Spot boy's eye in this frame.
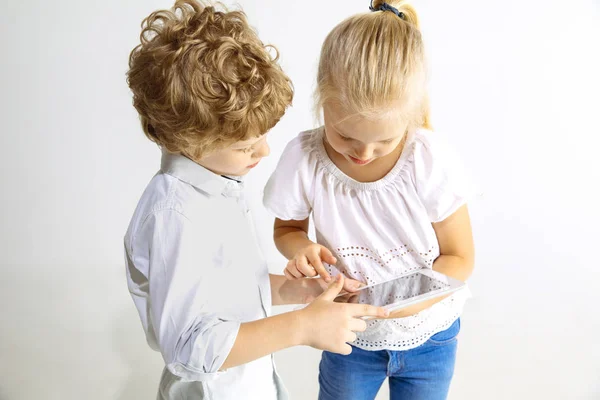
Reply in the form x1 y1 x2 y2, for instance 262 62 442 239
381 139 394 144
340 136 353 142
238 147 253 153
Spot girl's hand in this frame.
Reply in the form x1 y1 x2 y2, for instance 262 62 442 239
297 275 389 354
284 242 336 282
283 242 364 294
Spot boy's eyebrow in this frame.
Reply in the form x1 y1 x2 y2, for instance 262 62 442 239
231 136 264 148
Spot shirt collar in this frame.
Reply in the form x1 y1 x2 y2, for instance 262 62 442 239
160 149 243 197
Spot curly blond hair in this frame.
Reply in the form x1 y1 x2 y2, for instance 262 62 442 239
127 0 293 159
316 0 430 130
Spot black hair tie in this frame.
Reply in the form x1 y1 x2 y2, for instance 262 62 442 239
369 1 406 20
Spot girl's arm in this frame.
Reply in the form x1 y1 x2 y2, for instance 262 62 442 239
431 204 475 280
273 217 334 281
273 217 313 259
387 204 475 318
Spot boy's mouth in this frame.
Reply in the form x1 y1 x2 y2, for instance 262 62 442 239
247 161 260 169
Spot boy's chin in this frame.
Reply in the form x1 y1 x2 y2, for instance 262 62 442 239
220 160 261 177
228 166 252 177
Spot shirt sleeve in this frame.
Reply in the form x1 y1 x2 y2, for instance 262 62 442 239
263 133 315 221
413 133 476 223
139 209 240 382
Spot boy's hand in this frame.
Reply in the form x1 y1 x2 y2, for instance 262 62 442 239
297 275 389 355
284 243 337 282
303 276 365 303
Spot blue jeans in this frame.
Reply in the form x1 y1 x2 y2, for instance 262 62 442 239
318 318 460 400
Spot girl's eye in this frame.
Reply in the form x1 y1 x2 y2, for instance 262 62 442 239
381 139 394 144
340 136 353 142
238 147 253 153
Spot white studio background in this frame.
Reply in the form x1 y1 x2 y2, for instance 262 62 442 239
1 0 599 399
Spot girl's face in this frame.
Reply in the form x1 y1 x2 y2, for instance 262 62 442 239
323 102 407 166
198 134 270 176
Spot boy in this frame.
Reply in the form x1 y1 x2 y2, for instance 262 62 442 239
124 1 388 399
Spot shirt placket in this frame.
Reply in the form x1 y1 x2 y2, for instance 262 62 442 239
224 183 271 319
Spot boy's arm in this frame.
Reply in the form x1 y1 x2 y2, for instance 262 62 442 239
386 205 474 318
221 275 389 370
220 310 304 370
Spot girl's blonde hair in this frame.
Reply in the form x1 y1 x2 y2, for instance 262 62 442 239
316 0 430 130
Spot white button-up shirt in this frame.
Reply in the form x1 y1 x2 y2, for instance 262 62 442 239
124 150 288 400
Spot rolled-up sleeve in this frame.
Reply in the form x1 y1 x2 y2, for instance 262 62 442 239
139 209 240 382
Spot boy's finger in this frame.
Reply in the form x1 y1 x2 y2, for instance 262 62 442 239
318 274 345 301
308 254 331 282
349 318 368 332
315 277 329 291
303 294 316 303
338 343 352 355
349 304 390 318
345 331 357 343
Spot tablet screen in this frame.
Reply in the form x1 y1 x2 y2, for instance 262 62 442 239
335 271 452 307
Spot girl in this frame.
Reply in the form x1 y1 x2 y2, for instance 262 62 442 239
263 1 475 399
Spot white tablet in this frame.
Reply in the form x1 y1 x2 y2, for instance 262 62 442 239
335 268 465 318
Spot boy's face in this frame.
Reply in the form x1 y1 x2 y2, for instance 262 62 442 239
198 135 270 176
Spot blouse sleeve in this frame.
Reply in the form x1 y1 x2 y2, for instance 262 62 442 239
413 133 476 223
263 132 316 221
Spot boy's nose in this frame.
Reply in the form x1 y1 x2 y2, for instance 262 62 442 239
255 139 270 158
